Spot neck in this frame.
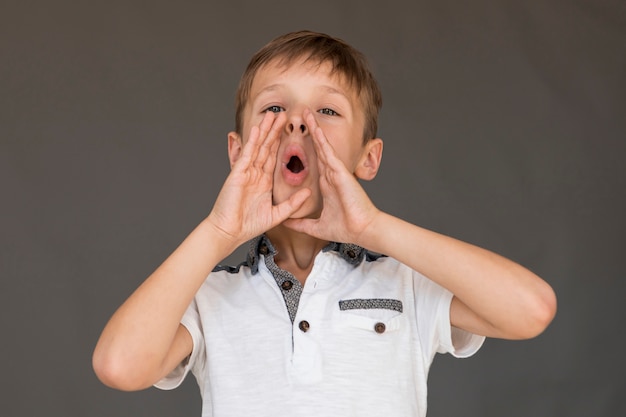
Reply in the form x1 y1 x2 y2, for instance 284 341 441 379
265 225 329 284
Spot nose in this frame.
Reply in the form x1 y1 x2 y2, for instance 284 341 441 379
287 122 307 134
284 111 308 135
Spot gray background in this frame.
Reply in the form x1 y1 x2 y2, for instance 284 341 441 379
2 0 625 416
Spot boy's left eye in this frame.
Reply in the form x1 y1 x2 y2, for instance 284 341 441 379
318 108 338 116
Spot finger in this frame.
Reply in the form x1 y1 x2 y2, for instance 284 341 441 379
304 110 337 167
251 112 278 167
236 124 261 169
260 112 286 172
257 110 276 142
271 188 312 224
239 112 281 174
303 107 318 132
282 217 322 239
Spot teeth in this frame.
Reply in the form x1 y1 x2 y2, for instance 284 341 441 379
287 156 304 173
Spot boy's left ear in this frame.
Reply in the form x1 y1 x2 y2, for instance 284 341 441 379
355 138 383 181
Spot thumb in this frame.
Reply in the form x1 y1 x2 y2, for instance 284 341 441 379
272 188 312 223
282 217 320 237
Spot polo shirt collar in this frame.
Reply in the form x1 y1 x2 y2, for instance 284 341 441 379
247 234 366 274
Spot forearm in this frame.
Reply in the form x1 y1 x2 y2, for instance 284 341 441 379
93 112 309 390
359 211 556 339
93 217 239 389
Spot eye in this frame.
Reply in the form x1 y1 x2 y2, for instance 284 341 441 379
318 108 339 116
264 105 285 113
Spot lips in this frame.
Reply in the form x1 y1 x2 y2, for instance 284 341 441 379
280 144 309 186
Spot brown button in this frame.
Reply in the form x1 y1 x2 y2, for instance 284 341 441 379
346 249 356 259
299 320 310 332
374 322 386 334
281 280 293 291
259 243 269 255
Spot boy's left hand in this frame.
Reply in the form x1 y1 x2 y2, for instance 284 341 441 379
285 113 557 341
283 110 380 247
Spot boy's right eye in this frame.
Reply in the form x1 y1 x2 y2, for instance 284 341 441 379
264 105 285 113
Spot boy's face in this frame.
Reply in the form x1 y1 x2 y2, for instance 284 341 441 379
228 57 381 219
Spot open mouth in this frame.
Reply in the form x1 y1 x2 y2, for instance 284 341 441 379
286 155 305 174
281 145 309 186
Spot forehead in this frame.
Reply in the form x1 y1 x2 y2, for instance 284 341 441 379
249 57 357 100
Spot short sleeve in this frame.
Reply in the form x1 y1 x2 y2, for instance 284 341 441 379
434 292 485 358
447 324 485 358
413 271 485 362
154 299 205 390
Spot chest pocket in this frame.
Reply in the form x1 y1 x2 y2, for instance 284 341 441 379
324 298 411 379
337 298 404 334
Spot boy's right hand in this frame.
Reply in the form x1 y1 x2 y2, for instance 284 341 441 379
94 112 314 392
206 111 311 251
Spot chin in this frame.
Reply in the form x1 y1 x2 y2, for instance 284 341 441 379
289 205 322 220
280 197 321 220
274 188 321 218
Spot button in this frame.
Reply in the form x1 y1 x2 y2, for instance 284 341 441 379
346 249 356 259
299 320 310 332
374 322 386 334
281 280 293 291
259 243 269 255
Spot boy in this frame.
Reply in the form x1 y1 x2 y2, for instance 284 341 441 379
93 31 556 416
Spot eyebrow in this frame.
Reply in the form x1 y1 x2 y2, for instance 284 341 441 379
320 85 351 100
254 84 351 101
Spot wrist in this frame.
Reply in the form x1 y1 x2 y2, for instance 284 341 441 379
358 211 418 257
354 209 387 251
199 215 244 259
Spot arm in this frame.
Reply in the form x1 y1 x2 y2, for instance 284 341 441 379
93 112 309 391
360 213 556 339
285 111 556 340
92 220 233 391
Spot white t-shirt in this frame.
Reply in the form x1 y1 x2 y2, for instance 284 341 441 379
156 236 484 417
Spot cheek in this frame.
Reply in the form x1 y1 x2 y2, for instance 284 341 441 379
327 137 364 172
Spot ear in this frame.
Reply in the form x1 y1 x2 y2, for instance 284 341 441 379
355 138 383 180
227 131 243 169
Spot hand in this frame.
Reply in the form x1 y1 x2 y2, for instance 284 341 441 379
206 111 311 248
283 109 381 246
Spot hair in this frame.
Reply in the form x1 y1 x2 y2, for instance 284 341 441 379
234 31 382 143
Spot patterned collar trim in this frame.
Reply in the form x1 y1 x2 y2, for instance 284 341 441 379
246 235 366 274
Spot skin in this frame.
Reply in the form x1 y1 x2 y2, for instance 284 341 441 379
92 58 557 392
226 59 384 278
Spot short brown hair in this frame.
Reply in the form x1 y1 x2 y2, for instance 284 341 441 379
234 31 382 143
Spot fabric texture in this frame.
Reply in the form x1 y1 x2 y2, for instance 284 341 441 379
155 236 485 417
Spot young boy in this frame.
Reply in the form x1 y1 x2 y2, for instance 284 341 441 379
93 31 556 416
